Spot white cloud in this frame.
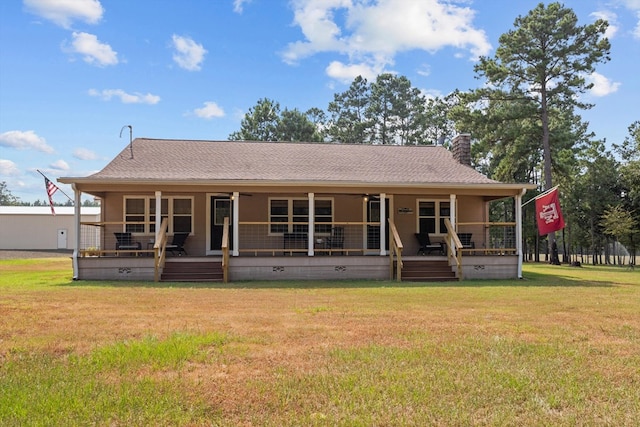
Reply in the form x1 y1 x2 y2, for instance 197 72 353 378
192 102 225 119
50 159 70 171
24 0 103 28
325 61 380 83
171 35 207 71
0 130 54 153
88 88 160 104
283 0 491 79
68 32 118 66
233 0 252 13
620 1 640 38
588 72 621 96
0 159 20 176
417 64 431 77
73 147 99 160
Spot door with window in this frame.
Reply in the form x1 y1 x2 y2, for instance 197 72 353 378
367 198 389 251
210 196 232 253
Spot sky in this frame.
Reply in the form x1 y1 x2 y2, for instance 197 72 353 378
1 0 639 203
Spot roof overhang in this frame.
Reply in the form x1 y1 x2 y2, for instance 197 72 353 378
60 177 536 198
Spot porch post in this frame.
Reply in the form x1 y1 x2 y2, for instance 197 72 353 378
233 192 239 256
450 194 456 252
308 193 315 256
516 189 525 279
154 191 161 236
72 184 81 280
380 193 386 256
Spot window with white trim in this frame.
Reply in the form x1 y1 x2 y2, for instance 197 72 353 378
269 198 333 234
418 200 450 235
124 196 193 234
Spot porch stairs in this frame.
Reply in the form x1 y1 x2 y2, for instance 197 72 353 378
160 258 224 282
401 259 458 282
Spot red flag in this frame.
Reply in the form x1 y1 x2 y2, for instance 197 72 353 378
535 187 565 235
44 177 59 215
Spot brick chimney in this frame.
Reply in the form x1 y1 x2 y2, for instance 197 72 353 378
452 134 471 166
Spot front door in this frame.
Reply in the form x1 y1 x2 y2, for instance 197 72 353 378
210 196 232 254
367 198 389 251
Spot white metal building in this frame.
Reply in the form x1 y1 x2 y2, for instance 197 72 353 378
0 206 100 250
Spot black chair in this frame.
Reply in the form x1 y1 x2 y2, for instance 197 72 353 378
458 233 475 251
325 227 345 255
415 232 442 255
166 232 189 256
114 232 141 255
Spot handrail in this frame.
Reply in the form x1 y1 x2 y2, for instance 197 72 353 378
153 218 169 282
388 219 403 281
221 216 230 283
444 218 463 280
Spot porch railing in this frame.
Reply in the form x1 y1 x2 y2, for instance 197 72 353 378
388 219 403 281
236 221 382 256
153 218 169 282
221 216 229 283
456 222 517 255
444 219 518 280
78 221 156 257
444 219 463 280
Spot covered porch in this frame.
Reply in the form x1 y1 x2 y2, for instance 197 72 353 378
70 187 527 282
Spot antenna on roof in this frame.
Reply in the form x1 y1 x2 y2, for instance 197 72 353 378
120 125 133 159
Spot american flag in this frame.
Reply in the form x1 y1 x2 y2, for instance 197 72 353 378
44 177 59 215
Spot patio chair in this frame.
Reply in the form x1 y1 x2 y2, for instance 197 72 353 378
415 232 442 255
325 227 344 255
114 232 141 254
166 232 189 256
458 233 475 252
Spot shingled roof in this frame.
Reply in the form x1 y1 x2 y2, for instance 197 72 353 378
81 138 498 185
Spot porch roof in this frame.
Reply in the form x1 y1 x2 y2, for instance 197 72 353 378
60 138 528 190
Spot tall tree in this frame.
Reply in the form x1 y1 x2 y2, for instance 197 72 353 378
327 76 372 144
229 98 281 141
422 94 458 146
0 181 20 205
472 2 610 264
276 108 321 142
613 121 640 264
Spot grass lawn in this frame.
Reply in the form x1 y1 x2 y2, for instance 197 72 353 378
1 258 638 426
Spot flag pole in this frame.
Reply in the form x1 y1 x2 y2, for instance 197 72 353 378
521 185 559 208
36 170 74 203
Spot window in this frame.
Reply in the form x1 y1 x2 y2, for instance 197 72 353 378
124 196 193 234
418 200 450 235
269 198 333 234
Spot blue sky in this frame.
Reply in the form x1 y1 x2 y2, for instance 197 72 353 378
1 0 639 203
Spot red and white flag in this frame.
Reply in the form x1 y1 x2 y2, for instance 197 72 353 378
535 187 565 235
44 176 59 215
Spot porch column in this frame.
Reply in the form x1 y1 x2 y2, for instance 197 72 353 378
380 193 386 256
233 192 239 256
308 193 315 256
450 194 456 253
154 191 161 237
516 189 525 279
72 184 81 280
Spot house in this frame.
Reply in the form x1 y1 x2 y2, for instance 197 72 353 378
58 135 536 282
0 206 100 251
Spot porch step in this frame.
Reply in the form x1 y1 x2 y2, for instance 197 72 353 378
401 260 458 282
161 260 223 282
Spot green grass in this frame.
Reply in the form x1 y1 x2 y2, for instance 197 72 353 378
0 257 638 426
1 333 227 426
